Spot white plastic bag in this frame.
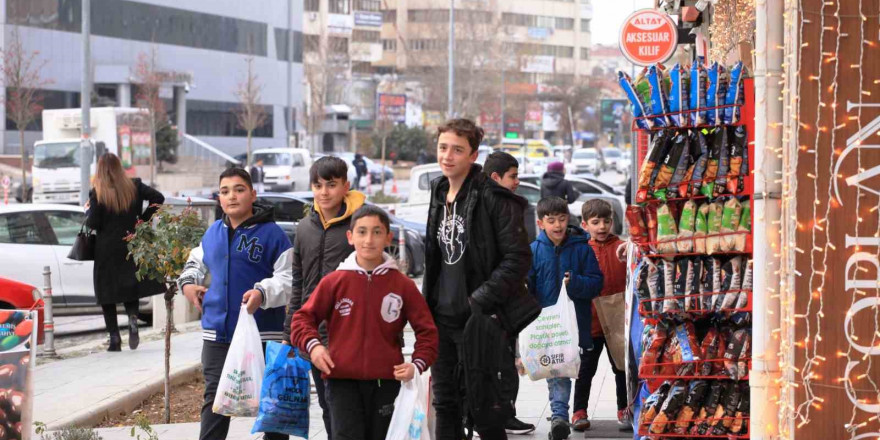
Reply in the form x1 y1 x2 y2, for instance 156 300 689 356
386 372 431 440
213 307 266 417
519 283 581 380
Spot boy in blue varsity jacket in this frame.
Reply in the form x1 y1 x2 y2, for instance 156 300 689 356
178 168 293 440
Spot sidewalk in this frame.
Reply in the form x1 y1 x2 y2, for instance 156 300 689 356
36 328 630 439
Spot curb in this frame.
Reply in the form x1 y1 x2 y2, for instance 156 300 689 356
45 361 203 430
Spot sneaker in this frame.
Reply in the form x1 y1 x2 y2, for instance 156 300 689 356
505 417 536 435
549 417 570 440
617 408 633 432
571 410 590 432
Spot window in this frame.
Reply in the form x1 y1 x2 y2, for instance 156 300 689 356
0 213 49 245
353 30 380 42
581 19 590 32
329 0 350 14
354 0 380 11
275 28 303 62
418 171 444 190
187 100 273 138
556 17 574 30
261 198 306 223
503 13 573 30
292 154 305 167
382 39 397 51
409 9 490 23
305 0 320 12
45 211 84 246
409 39 446 51
382 9 397 22
580 47 590 59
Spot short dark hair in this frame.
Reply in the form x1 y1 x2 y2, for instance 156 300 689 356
219 167 253 189
310 156 349 185
350 205 391 233
483 151 519 179
581 199 614 221
437 118 484 153
537 196 569 219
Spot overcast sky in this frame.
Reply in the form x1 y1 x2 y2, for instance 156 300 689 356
590 0 656 46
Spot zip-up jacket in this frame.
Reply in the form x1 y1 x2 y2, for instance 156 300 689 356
528 226 603 349
291 252 439 380
588 234 627 337
178 204 293 343
282 191 366 347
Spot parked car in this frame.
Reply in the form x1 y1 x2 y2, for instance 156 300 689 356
0 204 153 321
251 148 313 191
323 153 395 185
256 192 426 276
513 181 624 237
601 147 625 173
0 277 45 344
476 145 493 165
570 148 600 175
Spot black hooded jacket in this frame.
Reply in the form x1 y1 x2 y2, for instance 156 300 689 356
424 164 540 334
540 171 578 203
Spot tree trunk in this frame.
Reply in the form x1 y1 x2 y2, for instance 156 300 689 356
381 135 387 190
163 283 177 424
247 130 253 168
19 129 26 202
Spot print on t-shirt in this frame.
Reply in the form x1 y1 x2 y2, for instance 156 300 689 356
438 210 466 265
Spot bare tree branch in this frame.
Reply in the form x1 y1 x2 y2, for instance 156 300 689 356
234 57 268 166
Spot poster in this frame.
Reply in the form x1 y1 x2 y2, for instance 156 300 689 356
377 94 407 124
0 311 37 440
524 102 543 131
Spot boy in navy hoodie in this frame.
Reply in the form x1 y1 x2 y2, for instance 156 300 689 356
179 168 293 440
527 196 603 440
291 205 439 440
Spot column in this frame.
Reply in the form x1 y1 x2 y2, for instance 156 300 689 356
173 86 187 136
116 83 131 107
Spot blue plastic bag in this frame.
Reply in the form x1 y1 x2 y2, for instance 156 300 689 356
252 342 311 438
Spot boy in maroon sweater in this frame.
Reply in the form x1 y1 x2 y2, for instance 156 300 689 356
291 205 439 440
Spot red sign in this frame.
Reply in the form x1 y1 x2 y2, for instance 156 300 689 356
618 9 678 66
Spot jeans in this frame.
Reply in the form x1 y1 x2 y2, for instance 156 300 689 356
573 337 627 412
326 379 401 440
200 340 287 440
547 378 573 420
312 363 332 439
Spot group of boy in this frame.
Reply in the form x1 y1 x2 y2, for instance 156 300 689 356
178 117 629 440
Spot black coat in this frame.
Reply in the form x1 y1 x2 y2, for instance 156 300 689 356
86 178 166 305
541 171 578 203
424 165 540 335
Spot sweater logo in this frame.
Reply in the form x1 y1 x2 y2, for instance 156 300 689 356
381 293 403 323
438 211 466 265
236 234 264 263
335 298 354 317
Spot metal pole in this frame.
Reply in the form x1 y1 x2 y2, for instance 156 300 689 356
287 0 294 147
447 0 455 118
398 225 407 274
79 0 92 205
41 266 57 358
567 105 577 154
500 67 506 142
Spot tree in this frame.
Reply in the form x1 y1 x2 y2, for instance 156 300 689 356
371 125 431 162
1 27 52 195
156 124 179 170
133 47 167 186
301 33 351 153
541 76 601 146
234 57 268 167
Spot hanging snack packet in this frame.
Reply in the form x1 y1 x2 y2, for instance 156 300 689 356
646 259 663 312
723 329 751 379
682 129 709 197
735 200 751 252
735 259 753 311
718 256 743 311
691 381 725 435
726 126 749 194
667 133 694 199
713 127 732 197
730 383 750 434
647 64 671 127
690 62 708 125
639 382 672 428
673 380 709 434
723 61 746 124
653 132 687 201
638 131 673 203
639 322 668 377
638 262 653 313
650 380 688 434
706 202 724 254
656 203 679 254
677 200 697 253
700 129 722 197
699 327 723 375
686 257 702 312
720 198 743 251
669 259 690 313
674 321 702 375
646 204 659 252
658 330 680 377
706 62 728 126
627 205 650 245
699 257 717 312
662 259 676 311
618 71 652 130
694 203 710 254
668 64 690 126
710 382 742 435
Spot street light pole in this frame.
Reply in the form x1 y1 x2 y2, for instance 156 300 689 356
80 0 92 205
447 0 455 118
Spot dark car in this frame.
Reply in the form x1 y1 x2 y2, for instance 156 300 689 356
256 192 426 277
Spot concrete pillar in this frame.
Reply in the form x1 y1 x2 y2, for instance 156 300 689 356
173 86 187 136
116 83 131 107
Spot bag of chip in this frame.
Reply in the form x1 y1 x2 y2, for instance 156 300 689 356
713 128 733 198
638 262 653 313
639 321 668 377
673 321 701 375
647 64 671 127
727 126 749 194
699 327 723 375
706 202 724 254
690 61 708 126
685 257 701 312
656 203 678 254
653 133 687 201
627 206 649 245
681 129 709 197
723 61 746 125
723 329 751 379
694 203 710 254
658 331 680 377
676 200 697 253
720 198 743 251
667 134 694 199
646 259 662 312
661 259 676 313
699 257 715 312
730 383 750 434
668 64 690 127
710 382 741 435
619 71 652 130
735 200 751 252
735 259 753 311
691 381 724 435
646 204 659 252
700 128 723 197
673 380 709 434
650 379 688 434
706 62 728 126
668 259 689 313
639 382 672 429
718 256 743 311
638 131 673 203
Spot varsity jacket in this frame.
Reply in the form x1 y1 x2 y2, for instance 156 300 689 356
178 204 293 343
291 252 439 380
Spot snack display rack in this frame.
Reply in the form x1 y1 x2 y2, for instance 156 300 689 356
628 77 755 439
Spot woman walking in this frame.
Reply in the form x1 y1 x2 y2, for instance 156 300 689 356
86 154 165 351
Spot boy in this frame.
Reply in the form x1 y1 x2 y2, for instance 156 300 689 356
576 199 630 431
527 196 603 440
283 156 366 438
178 168 292 440
291 205 439 440
482 151 536 435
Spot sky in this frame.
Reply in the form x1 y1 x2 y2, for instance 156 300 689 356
590 0 656 46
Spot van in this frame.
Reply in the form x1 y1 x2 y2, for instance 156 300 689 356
251 148 313 191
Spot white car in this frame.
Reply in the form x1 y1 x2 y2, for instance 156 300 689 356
601 147 625 172
251 148 313 191
570 148 600 175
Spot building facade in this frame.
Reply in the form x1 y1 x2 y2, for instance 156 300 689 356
1 0 304 157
